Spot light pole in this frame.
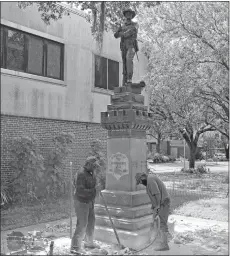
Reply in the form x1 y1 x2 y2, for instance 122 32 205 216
70 161 73 239
182 128 186 170
183 138 186 170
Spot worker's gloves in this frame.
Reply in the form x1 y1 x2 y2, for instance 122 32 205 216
151 206 160 219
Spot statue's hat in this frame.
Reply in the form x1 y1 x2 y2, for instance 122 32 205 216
123 8 136 18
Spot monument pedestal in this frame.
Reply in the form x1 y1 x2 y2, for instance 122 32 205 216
95 83 155 250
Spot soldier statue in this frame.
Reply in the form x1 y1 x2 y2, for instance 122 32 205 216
114 8 139 86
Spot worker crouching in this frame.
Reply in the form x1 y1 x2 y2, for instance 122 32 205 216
71 156 101 255
135 172 171 251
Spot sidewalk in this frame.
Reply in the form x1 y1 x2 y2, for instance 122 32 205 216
169 214 228 233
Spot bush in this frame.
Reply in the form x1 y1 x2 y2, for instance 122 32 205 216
181 165 210 175
162 155 170 162
1 184 12 206
45 132 75 198
222 176 229 184
168 155 176 162
150 153 176 163
9 135 45 202
9 133 75 203
152 153 163 163
196 165 210 174
195 150 205 160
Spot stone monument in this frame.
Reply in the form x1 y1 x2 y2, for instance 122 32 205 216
94 82 155 250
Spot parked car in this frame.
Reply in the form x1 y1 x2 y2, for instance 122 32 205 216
213 152 226 161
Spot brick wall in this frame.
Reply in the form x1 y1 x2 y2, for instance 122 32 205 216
1 114 107 183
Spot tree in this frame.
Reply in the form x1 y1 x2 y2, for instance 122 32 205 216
137 2 228 168
149 80 215 168
17 1 160 47
147 120 171 153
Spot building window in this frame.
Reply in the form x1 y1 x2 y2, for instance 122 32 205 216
95 55 119 90
1 25 64 80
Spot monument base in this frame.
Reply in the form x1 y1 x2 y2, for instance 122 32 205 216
94 225 157 250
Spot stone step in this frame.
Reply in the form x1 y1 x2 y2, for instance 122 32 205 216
95 203 152 219
94 225 154 250
95 214 153 231
98 190 151 207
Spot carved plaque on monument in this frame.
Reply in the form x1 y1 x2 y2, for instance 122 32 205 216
108 152 129 180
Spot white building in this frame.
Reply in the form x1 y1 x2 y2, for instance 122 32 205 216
1 2 148 181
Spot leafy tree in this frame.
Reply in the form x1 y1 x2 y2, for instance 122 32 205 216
17 1 160 47
149 80 215 168
147 120 171 153
138 2 228 168
201 131 221 158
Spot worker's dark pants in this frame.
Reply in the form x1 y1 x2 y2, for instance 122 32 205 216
158 199 170 233
71 199 95 250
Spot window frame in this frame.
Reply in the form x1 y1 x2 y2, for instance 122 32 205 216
94 54 119 91
1 25 64 81
46 40 64 80
25 33 45 77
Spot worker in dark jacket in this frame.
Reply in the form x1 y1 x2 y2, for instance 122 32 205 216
135 172 171 251
71 156 100 255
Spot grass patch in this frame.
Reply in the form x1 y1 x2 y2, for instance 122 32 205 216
157 172 228 196
1 196 75 231
169 193 206 214
174 197 228 221
1 192 207 231
1 172 227 231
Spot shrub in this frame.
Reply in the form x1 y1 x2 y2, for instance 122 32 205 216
148 153 176 163
196 165 210 174
45 132 75 198
162 155 169 162
168 155 176 162
222 176 229 184
152 153 163 163
9 136 45 202
181 165 210 175
1 184 12 206
195 151 205 160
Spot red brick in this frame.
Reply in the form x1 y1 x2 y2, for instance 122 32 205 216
1 115 107 183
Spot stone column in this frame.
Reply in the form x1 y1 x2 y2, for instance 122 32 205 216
94 83 155 250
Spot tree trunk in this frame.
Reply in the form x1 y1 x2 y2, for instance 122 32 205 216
189 151 196 168
156 136 161 153
224 144 229 160
188 142 197 169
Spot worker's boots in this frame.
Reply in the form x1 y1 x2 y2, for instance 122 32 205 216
167 232 173 241
70 246 87 255
84 241 100 249
154 231 170 251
